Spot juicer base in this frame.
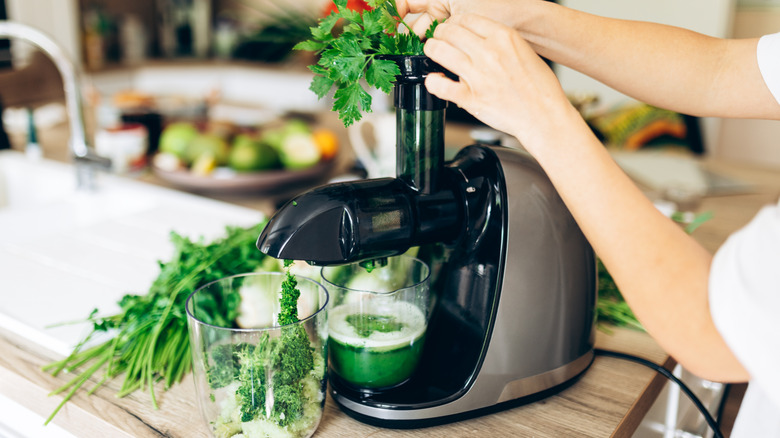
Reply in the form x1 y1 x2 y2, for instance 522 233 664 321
329 350 595 429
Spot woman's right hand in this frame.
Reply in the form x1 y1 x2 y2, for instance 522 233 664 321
396 0 532 37
422 14 580 154
396 0 453 36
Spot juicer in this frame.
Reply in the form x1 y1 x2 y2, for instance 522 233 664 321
256 55 596 427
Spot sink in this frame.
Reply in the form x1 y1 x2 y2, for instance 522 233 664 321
0 150 264 356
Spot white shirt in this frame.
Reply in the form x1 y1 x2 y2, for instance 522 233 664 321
709 31 780 437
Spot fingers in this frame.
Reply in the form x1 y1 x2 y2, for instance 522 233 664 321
421 14 545 134
441 14 506 39
410 12 437 38
397 0 448 18
424 37 476 79
424 72 470 105
397 0 455 37
430 19 487 55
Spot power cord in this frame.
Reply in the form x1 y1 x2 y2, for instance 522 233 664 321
594 348 724 438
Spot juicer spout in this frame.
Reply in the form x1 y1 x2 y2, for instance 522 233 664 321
256 177 462 265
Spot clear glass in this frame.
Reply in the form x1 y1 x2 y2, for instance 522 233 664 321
321 256 430 391
186 272 328 438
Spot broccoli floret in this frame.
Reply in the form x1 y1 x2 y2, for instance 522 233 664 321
273 328 315 384
236 336 271 422
270 327 315 426
271 381 305 426
208 342 253 389
278 261 300 326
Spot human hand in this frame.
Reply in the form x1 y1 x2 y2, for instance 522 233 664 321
396 0 529 37
423 14 578 152
396 0 455 36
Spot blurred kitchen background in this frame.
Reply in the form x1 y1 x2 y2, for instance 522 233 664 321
1 0 780 180
0 0 779 167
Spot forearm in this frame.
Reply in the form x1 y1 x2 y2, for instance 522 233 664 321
519 2 779 119
521 106 748 381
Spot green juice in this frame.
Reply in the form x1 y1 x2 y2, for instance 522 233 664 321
329 301 427 389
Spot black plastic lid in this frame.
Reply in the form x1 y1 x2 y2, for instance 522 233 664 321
378 55 454 111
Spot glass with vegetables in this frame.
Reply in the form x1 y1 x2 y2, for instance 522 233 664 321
186 270 328 438
321 255 430 391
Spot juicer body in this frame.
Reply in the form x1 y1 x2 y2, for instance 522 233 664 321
256 54 596 427
328 143 597 426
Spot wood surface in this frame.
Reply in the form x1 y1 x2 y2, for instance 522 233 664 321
0 323 670 438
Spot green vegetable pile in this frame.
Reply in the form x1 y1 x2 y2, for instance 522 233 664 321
42 222 268 424
208 260 325 438
294 0 438 126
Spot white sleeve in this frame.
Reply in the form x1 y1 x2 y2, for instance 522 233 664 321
709 201 780 410
758 32 780 105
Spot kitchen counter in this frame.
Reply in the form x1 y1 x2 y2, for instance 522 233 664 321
0 322 670 438
2 126 779 437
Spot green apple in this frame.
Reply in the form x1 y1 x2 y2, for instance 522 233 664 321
158 122 198 159
279 132 321 170
228 134 280 171
184 133 229 165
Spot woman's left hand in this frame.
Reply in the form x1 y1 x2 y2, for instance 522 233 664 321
423 14 579 154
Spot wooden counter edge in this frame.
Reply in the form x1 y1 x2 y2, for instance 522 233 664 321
609 355 677 437
594 325 676 437
1 321 672 437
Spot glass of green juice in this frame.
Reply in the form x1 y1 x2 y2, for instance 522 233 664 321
321 256 430 391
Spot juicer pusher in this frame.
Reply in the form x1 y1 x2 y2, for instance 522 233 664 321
256 55 596 427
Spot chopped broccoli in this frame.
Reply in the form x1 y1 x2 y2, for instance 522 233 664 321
208 343 253 389
236 336 271 423
208 261 321 436
271 327 315 426
270 381 305 426
278 261 300 326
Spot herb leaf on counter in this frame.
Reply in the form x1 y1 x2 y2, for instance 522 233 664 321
42 222 268 424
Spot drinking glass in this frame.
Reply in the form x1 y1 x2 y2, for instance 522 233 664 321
321 256 430 391
186 272 328 438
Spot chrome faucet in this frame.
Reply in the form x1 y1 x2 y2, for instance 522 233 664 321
0 20 110 189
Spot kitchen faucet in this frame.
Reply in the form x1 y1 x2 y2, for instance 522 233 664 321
0 21 110 189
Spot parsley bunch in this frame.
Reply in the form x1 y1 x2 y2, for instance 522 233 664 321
294 0 437 126
42 223 267 423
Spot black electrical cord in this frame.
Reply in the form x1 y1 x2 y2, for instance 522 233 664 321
594 348 724 438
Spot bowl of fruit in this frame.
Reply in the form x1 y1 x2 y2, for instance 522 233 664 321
151 118 340 194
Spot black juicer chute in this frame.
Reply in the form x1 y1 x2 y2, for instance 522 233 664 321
256 55 596 427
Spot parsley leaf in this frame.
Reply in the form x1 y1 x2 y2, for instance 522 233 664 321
366 58 398 93
333 82 373 126
294 0 439 126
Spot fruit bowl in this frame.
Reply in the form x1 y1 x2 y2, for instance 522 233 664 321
152 158 336 194
152 117 341 194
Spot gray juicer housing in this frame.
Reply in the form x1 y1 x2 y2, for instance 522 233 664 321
256 56 596 427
